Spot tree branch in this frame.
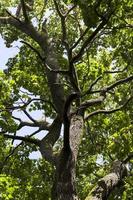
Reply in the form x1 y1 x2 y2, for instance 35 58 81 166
79 95 106 112
65 4 76 16
72 15 112 63
85 160 127 200
20 40 45 61
53 0 70 53
105 75 133 92
85 96 132 120
83 76 102 96
0 128 41 173
20 0 29 22
123 152 133 164
6 9 22 23
88 75 133 94
71 27 89 50
2 133 40 146
104 66 128 74
40 115 62 165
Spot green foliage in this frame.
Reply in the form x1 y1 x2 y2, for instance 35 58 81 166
0 0 133 199
0 144 54 200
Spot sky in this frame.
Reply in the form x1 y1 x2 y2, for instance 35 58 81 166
0 35 44 159
0 6 54 159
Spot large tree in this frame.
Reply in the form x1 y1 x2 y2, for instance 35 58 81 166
0 0 133 199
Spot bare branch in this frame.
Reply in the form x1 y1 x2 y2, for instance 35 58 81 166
53 0 70 53
65 4 76 16
23 109 37 124
83 76 102 96
53 0 64 18
0 128 41 173
104 66 128 74
2 98 56 114
16 119 50 131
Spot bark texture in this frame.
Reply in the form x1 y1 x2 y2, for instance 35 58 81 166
52 115 84 200
85 161 127 200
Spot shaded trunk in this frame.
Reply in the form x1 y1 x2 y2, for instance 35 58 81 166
52 114 84 200
52 150 79 200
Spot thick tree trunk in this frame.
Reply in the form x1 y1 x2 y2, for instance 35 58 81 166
52 152 79 200
52 115 84 200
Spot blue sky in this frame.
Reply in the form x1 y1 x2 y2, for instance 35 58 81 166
0 35 21 69
0 35 44 159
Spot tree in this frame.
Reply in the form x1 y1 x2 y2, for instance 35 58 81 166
0 0 133 199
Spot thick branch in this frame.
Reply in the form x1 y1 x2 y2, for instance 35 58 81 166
40 115 62 165
0 16 47 51
0 15 65 115
85 160 127 200
79 95 106 112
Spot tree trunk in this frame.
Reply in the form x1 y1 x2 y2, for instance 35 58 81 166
52 114 84 200
52 151 79 200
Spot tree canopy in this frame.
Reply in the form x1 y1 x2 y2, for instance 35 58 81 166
0 0 133 199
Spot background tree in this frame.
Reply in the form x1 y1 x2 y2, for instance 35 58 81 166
0 0 133 199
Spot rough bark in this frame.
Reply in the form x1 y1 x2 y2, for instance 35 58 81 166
85 161 128 200
52 115 84 200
